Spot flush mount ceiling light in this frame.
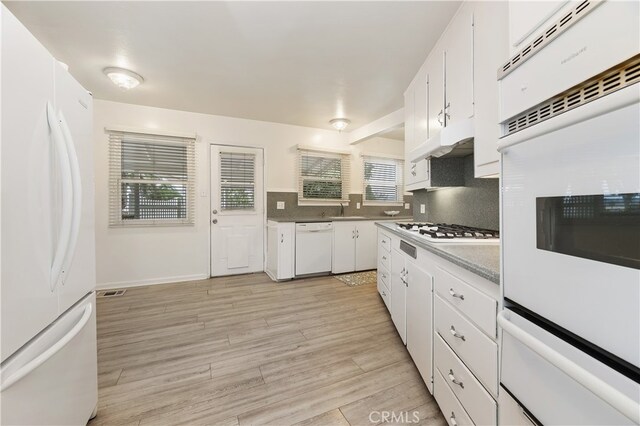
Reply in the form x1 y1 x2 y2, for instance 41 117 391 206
330 118 351 132
103 67 143 90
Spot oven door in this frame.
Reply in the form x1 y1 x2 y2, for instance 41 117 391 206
501 86 640 368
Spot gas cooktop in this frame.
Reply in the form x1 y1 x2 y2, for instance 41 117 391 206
396 222 500 244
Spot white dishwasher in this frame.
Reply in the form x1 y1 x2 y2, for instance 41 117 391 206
295 222 333 276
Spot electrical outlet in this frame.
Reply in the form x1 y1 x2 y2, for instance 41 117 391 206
420 204 426 214
276 201 285 210
356 202 361 209
404 203 410 210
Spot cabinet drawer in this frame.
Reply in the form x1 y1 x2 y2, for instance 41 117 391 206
378 265 390 289
378 232 391 253
435 333 497 426
434 368 474 426
435 267 497 338
377 276 391 311
378 250 390 271
435 295 498 395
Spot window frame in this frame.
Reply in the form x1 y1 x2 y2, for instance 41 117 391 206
297 148 351 206
362 155 404 206
108 129 196 227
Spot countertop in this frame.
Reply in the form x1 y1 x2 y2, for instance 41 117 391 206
267 215 413 223
376 222 500 284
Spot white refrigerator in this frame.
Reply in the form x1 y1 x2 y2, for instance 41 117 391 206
0 5 98 425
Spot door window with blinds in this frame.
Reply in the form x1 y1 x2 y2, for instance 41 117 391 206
108 130 196 226
219 152 256 210
297 149 350 203
362 156 404 205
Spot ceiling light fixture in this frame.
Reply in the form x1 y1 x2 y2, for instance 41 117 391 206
330 118 351 132
103 67 144 90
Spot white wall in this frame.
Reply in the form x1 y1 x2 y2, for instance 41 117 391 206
93 100 402 288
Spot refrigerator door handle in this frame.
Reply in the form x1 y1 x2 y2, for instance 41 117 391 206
0 302 93 392
58 110 82 285
497 310 640 424
47 102 73 291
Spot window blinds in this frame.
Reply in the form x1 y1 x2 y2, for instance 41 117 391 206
362 156 404 204
108 130 196 226
220 151 256 211
297 149 350 202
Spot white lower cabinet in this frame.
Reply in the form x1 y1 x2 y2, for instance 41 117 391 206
377 229 500 425
390 247 407 344
406 259 434 394
265 221 295 281
332 221 377 274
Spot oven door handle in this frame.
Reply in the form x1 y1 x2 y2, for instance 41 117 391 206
497 310 640 424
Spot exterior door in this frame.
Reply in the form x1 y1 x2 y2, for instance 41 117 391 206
210 145 264 277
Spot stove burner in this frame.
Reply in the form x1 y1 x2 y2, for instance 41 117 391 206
396 222 499 240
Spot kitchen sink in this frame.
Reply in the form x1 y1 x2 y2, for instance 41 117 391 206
329 216 367 220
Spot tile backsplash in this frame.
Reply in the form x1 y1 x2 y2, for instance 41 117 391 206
412 155 499 230
267 192 413 219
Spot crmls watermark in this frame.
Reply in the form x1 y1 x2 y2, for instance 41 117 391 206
368 410 420 423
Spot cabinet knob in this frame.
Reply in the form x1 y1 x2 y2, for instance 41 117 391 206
450 325 466 341
449 288 465 300
450 412 458 426
212 219 218 224
448 369 464 388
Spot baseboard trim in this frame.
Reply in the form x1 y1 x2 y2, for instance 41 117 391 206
96 273 210 290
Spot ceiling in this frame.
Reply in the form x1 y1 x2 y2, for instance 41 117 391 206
5 1 460 131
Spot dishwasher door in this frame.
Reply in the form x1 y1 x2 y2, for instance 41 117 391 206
295 222 333 276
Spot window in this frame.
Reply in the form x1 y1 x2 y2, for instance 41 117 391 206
297 149 350 203
362 155 404 205
108 130 196 226
220 151 255 210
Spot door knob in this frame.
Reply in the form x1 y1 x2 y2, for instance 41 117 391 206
212 219 218 224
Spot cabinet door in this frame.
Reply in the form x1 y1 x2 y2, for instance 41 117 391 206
390 249 407 344
426 48 445 139
355 221 377 271
406 260 434 393
266 224 278 278
332 221 355 274
1 7 58 361
473 0 508 177
278 223 295 279
443 5 474 124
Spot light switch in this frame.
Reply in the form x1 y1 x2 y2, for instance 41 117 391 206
404 203 410 210
276 201 285 210
420 204 426 214
356 202 361 209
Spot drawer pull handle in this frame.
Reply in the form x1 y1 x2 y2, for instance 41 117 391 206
448 369 464 388
449 288 465 300
450 326 466 341
382 240 386 243
382 256 387 260
450 412 458 426
382 274 387 279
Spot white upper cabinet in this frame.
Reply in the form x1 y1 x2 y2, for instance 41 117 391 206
405 81 429 189
473 1 509 177
404 1 509 179
426 48 445 139
442 4 474 125
508 1 568 54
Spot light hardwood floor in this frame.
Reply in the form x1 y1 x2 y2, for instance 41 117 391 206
90 273 446 426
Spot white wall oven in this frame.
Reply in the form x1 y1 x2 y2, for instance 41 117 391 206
497 0 640 424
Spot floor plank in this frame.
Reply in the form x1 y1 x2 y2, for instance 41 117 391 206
89 273 445 426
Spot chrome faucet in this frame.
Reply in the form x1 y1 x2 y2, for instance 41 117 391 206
339 203 344 217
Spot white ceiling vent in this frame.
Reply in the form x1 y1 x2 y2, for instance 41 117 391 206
498 0 602 80
504 56 640 136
